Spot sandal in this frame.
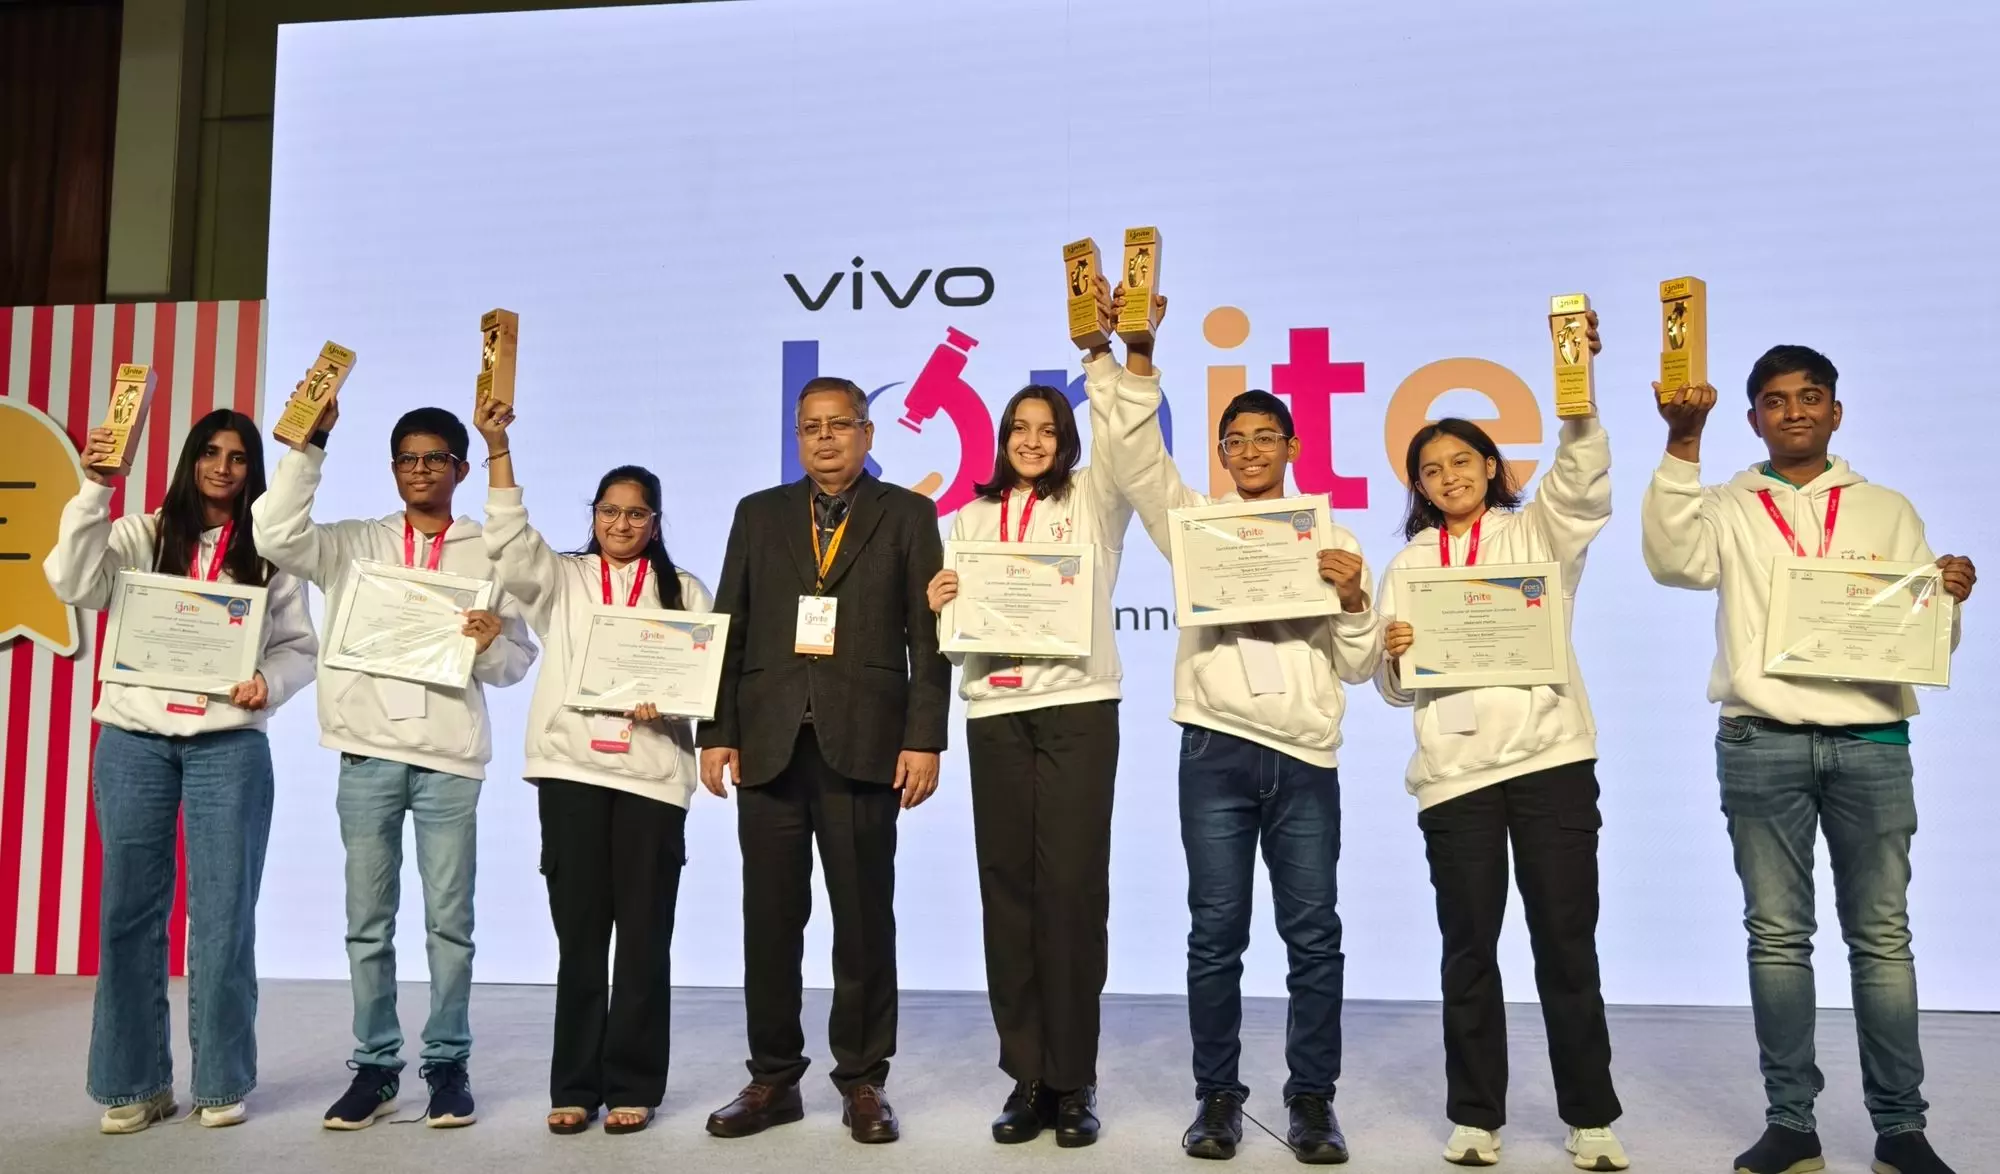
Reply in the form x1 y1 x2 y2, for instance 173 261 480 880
547 1106 596 1135
605 1106 654 1135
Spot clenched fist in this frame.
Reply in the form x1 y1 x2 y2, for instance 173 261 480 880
1318 549 1367 613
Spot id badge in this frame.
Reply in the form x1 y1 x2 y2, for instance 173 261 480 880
378 677 427 722
1434 689 1479 734
796 595 837 655
1237 636 1287 695
988 665 1024 689
165 692 209 716
588 714 634 754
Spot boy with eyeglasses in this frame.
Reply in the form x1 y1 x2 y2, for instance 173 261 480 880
252 403 536 1131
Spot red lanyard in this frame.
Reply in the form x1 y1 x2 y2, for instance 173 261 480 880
998 489 1037 543
1757 486 1841 557
1439 517 1481 567
600 556 649 607
403 520 448 570
196 522 233 582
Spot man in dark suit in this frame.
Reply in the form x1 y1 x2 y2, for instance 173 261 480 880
698 375 949 1144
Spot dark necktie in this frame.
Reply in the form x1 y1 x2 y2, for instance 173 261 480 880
814 492 849 552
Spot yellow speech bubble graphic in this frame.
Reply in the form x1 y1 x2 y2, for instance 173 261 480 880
0 399 83 657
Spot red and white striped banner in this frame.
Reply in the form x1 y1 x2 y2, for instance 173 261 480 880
0 302 266 976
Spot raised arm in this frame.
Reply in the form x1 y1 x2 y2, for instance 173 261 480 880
1521 416 1613 575
43 475 152 612
1640 381 1725 590
474 397 562 636
251 402 364 589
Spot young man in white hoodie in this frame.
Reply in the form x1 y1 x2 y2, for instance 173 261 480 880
1642 346 1975 1174
1104 291 1383 1165
252 401 536 1132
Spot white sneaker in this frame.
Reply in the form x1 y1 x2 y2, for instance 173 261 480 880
1567 1126 1630 1171
100 1090 178 1134
1445 1123 1502 1166
198 1102 247 1128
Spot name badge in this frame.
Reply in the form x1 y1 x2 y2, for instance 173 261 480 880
1434 689 1479 735
588 714 634 754
378 676 427 722
1237 635 1287 695
988 667 1024 689
796 595 837 655
165 692 209 716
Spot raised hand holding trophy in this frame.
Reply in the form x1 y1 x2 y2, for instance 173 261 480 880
272 342 358 448
1658 276 1707 401
90 364 158 475
1063 239 1110 350
1548 294 1596 419
477 309 519 406
1115 226 1163 345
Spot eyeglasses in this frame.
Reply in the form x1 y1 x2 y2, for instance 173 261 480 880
393 450 457 472
797 416 866 440
1218 430 1290 458
594 504 656 526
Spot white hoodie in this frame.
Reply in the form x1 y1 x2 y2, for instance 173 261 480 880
941 352 1132 719
1375 418 1611 809
43 481 319 737
484 486 709 808
250 446 537 780
1642 451 1959 725
1106 362 1383 768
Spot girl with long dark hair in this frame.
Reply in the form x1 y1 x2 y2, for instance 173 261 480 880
44 409 318 1132
1373 315 1630 1171
474 397 708 1137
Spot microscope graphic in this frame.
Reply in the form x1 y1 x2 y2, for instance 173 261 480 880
894 326 993 517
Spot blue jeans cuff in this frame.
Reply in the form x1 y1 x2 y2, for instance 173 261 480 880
193 1085 253 1109
1877 1120 1928 1137
92 1081 173 1108
1769 1112 1816 1134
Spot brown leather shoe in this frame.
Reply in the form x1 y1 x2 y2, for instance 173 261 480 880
841 1084 899 1144
705 1082 804 1138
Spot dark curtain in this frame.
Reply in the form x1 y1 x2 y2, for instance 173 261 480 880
1 0 122 306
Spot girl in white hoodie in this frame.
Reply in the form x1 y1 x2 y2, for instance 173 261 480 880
474 397 712 1137
1374 310 1629 1173
44 410 318 1133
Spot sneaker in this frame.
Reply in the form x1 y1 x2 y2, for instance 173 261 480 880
1183 1092 1244 1160
1567 1126 1630 1171
1732 1124 1824 1174
1286 1094 1349 1164
421 1061 477 1127
100 1090 178 1134
323 1061 399 1130
197 1102 248 1128
1874 1131 1957 1174
1445 1124 1502 1166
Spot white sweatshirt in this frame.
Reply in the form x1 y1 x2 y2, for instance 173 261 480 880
941 352 1132 719
42 481 319 738
484 486 709 808
250 447 537 780
1375 418 1611 809
1642 451 1960 725
1106 362 1383 768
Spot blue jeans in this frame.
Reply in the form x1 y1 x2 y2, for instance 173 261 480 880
1178 725 1343 1102
335 753 480 1069
88 725 273 1107
1716 717 1926 1136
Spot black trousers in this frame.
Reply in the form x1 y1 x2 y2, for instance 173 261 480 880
535 778 687 1110
1416 758 1621 1131
738 727 900 1091
967 699 1119 1091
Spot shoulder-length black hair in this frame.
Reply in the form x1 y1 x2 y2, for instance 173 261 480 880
1399 417 1523 540
153 409 272 586
973 384 1081 502
573 464 683 610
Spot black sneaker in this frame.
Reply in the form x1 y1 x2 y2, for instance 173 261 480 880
1732 1123 1824 1174
323 1061 399 1130
421 1061 477 1128
1184 1092 1244 1161
1874 1131 1956 1174
1286 1094 1348 1164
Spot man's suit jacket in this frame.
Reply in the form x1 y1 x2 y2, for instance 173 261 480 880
699 473 950 787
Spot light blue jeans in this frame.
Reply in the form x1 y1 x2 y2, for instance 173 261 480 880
1715 716 1926 1136
336 753 480 1069
88 725 273 1107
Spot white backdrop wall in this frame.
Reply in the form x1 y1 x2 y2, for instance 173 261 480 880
259 0 2000 1008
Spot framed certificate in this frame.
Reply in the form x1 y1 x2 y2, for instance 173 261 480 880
100 571 268 694
1394 561 1570 690
1167 495 1339 628
941 541 1095 658
564 605 731 719
1764 557 1953 687
324 560 496 688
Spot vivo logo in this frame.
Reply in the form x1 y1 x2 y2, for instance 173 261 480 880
785 257 994 311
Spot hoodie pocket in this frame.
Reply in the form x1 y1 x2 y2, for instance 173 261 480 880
1186 636 1339 747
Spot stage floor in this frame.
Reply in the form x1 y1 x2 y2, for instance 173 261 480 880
1 978 1992 1173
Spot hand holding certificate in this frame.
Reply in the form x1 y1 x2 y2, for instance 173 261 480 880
564 606 730 719
1763 557 1954 687
101 571 268 694
324 560 495 688
941 541 1094 657
1168 495 1339 628
1393 562 1570 690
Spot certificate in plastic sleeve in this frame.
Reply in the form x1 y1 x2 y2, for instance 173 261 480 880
941 541 1094 658
100 571 268 694
1167 495 1339 628
563 605 730 720
1763 557 1953 687
1394 561 1570 690
323 560 495 688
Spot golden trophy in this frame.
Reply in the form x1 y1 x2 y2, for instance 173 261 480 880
1658 276 1708 401
1548 295 1596 419
1063 239 1109 350
1115 226 1164 345
272 342 358 448
91 364 158 475
477 308 519 407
